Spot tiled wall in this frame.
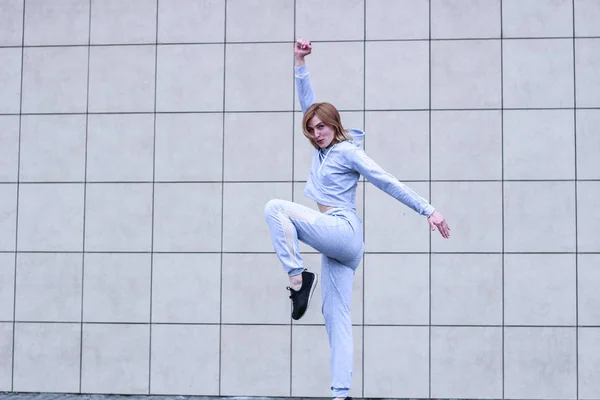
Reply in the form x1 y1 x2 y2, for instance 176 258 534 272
0 0 599 399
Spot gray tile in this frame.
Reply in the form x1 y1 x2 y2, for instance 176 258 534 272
0 48 22 114
0 184 17 252
365 182 430 252
0 116 19 182
153 183 222 252
87 114 154 182
220 325 290 397
577 110 600 179
366 41 428 110
431 0 501 38
578 181 600 252
296 0 363 41
224 112 293 181
503 0 573 38
13 323 80 393
291 325 362 397
0 255 14 321
24 0 89 45
431 254 502 326
227 0 293 42
363 326 429 398
503 39 574 108
20 115 87 182
17 184 84 252
158 0 224 43
84 183 152 252
364 254 428 325
579 254 600 326
156 44 223 112
222 254 289 324
0 0 23 46
504 182 576 252
155 113 223 182
431 327 502 399
225 43 291 111
432 40 501 109
90 0 156 44
81 324 150 394
504 110 575 180
364 111 429 181
504 327 576 399
282 245 364 326
0 323 12 391
294 111 363 182
150 324 219 395
83 253 151 323
88 45 155 113
15 253 82 322
152 254 220 324
366 0 428 40
22 47 88 113
579 328 600 399
504 254 576 326
431 182 503 252
223 182 292 252
432 110 502 180
293 42 364 112
576 39 600 107
575 0 600 36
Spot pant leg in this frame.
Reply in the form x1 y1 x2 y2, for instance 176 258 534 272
321 254 362 398
264 199 356 276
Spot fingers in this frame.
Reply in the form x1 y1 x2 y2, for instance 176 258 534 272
438 221 450 238
296 38 312 50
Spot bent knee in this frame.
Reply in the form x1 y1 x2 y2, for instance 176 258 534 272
264 198 285 218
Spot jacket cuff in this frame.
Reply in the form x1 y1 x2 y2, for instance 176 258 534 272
295 64 308 77
423 204 435 217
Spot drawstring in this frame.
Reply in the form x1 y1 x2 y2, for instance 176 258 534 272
317 144 336 174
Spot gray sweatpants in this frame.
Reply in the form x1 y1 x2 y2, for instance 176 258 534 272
264 199 364 398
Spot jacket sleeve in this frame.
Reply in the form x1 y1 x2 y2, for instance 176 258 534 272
295 64 316 114
346 147 435 216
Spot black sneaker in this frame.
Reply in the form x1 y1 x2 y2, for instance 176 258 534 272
287 269 318 320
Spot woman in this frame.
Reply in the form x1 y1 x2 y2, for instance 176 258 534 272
264 38 450 400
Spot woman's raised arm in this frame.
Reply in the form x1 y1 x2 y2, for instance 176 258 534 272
294 38 315 114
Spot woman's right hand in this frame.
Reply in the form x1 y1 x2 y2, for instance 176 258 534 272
294 38 312 59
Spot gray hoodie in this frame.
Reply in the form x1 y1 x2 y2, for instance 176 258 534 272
296 64 435 217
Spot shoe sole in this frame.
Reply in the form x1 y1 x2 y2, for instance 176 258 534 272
306 272 318 312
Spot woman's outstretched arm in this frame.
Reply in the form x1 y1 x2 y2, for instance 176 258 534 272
294 38 315 114
346 147 451 238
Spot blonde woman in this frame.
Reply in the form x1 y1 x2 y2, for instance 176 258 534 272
264 38 450 400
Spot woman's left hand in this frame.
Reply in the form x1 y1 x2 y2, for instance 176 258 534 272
428 210 450 238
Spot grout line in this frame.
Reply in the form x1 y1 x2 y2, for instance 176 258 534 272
10 0 27 391
289 1 297 396
147 0 160 394
78 0 93 393
3 35 599 49
572 1 579 398
500 1 505 398
3 106 600 117
362 1 367 397
3 321 594 328
428 1 433 397
5 178 599 185
218 1 227 395
2 250 598 255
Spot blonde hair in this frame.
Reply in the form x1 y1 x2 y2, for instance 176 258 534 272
302 102 353 149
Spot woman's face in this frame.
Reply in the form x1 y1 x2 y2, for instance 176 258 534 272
307 115 335 148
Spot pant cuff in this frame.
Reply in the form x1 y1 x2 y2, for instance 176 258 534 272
332 387 348 398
